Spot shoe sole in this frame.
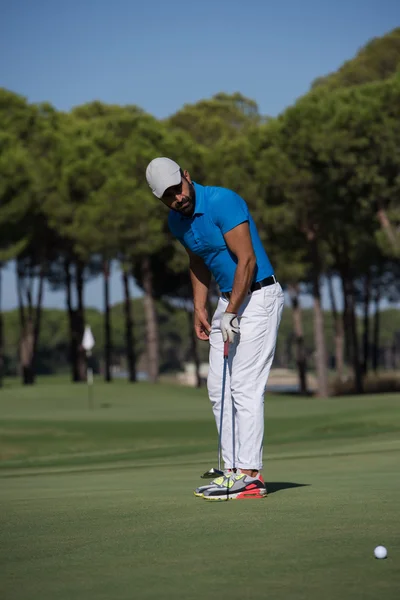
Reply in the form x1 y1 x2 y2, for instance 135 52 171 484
202 489 267 501
194 491 206 497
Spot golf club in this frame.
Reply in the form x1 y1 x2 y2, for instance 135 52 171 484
201 340 229 478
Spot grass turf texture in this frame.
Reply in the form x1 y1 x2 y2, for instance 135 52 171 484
0 379 399 600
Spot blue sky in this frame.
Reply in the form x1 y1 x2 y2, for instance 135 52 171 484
0 0 399 311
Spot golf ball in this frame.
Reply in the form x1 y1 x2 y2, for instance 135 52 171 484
374 546 387 559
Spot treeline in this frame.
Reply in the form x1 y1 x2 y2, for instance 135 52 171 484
1 28 400 396
1 301 399 381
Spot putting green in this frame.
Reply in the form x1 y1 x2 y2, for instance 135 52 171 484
0 380 399 599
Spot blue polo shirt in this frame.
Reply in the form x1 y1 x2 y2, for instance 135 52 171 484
168 182 274 293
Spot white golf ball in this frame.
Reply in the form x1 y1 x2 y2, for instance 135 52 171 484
374 546 387 559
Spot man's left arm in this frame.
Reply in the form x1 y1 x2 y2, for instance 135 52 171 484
224 222 256 313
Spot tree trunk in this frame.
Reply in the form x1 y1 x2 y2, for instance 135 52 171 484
327 274 344 380
309 238 329 397
29 264 45 383
395 332 400 371
348 278 363 393
376 207 399 255
362 269 371 375
188 309 202 388
0 265 3 387
65 259 86 382
16 261 45 385
76 262 86 381
122 267 136 383
391 338 397 370
16 263 29 384
288 283 308 395
285 333 292 369
103 260 112 382
341 269 363 393
20 319 35 385
141 256 159 383
342 286 351 368
65 259 78 382
372 283 381 372
312 288 329 397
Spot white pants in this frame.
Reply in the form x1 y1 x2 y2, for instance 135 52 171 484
207 283 284 470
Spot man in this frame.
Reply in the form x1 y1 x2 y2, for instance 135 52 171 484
146 157 284 500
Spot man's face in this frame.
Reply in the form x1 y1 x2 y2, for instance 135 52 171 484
161 170 195 217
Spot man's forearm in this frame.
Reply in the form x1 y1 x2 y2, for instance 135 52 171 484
189 258 211 309
226 257 256 313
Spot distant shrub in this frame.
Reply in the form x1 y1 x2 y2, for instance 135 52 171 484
330 372 400 396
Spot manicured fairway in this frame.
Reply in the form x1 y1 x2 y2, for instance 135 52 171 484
1 379 399 599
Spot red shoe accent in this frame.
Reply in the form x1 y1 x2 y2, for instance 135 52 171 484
245 483 259 490
236 489 266 499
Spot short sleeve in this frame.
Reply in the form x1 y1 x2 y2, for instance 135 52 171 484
210 189 249 234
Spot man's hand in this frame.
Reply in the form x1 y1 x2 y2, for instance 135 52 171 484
221 312 240 343
194 307 211 341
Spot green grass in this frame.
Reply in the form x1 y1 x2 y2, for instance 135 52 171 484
0 378 399 599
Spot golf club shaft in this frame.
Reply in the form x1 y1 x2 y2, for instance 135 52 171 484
217 341 230 471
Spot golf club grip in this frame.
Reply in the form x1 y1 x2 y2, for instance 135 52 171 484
223 340 229 358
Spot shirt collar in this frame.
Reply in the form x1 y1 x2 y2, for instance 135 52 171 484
192 182 205 216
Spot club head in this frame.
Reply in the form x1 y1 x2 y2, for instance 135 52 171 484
200 467 224 479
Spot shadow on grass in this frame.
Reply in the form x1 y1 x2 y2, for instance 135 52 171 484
267 482 310 494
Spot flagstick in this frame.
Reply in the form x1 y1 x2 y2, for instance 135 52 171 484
87 352 94 410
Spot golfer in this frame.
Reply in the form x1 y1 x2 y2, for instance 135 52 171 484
146 158 284 500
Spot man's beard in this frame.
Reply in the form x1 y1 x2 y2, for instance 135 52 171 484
173 183 195 216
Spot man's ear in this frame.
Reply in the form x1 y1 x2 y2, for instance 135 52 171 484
183 169 192 183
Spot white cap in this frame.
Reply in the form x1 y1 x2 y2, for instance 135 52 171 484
146 157 182 198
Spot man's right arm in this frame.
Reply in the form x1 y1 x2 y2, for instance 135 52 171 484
185 248 212 341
